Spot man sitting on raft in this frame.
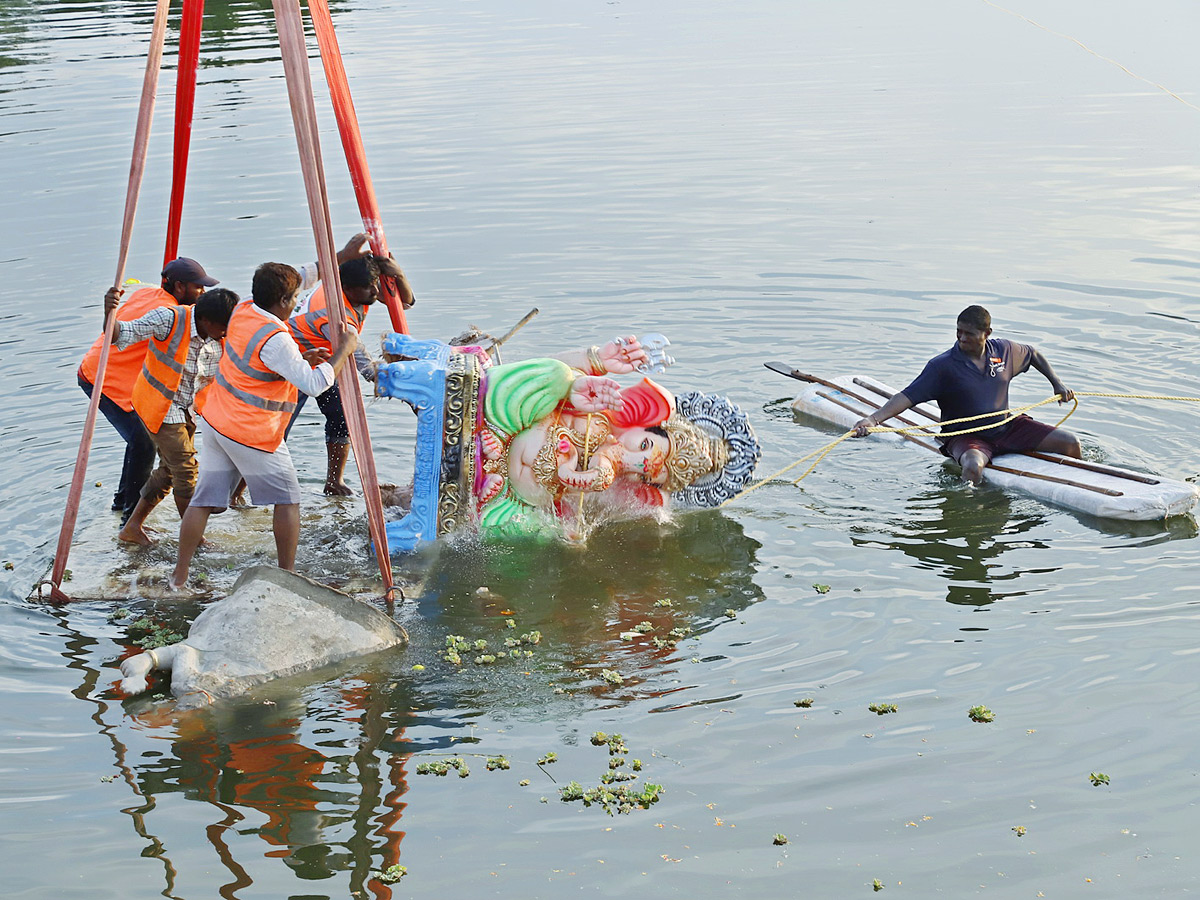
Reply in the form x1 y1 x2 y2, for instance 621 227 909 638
852 305 1080 483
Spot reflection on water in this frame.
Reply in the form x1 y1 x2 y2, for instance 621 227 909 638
46 511 760 897
853 475 1048 608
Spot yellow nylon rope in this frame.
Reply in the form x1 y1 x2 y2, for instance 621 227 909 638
720 390 1200 508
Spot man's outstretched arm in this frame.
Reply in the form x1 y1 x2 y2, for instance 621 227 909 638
853 391 914 436
1028 348 1074 403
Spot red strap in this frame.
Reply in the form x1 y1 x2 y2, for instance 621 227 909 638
163 0 204 265
272 0 396 598
44 0 172 602
307 0 409 335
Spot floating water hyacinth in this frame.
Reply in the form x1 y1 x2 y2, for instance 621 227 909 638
968 705 995 723
868 703 898 715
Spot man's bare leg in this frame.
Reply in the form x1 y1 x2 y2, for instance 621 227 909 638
324 442 353 496
172 506 215 588
117 497 157 546
959 448 989 484
273 503 300 570
1036 428 1082 459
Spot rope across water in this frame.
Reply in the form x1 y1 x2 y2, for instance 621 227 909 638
720 390 1200 508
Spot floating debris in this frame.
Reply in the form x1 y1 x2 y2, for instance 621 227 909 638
1089 772 1110 787
724 609 737 619
519 779 530 786
868 703 898 716
99 775 116 783
372 864 407 883
654 598 673 608
967 705 995 723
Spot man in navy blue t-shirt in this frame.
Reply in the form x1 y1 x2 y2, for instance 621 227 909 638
852 305 1081 483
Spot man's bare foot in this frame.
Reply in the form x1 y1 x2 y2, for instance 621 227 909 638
324 480 354 497
117 524 155 547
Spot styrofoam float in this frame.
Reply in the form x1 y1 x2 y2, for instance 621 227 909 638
787 371 1198 521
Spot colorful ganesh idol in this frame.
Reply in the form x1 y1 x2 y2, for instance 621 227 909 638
374 333 759 550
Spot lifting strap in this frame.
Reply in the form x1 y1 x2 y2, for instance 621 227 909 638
43 0 172 602
272 0 397 599
307 0 410 334
163 0 204 265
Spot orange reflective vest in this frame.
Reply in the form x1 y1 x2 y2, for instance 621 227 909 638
201 300 298 452
130 305 194 433
78 286 179 412
288 284 365 355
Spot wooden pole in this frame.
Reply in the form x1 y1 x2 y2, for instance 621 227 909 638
43 0 172 602
272 0 396 599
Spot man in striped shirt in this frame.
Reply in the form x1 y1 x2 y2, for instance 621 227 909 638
102 288 240 546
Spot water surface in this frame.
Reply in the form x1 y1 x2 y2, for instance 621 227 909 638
3 1 1200 896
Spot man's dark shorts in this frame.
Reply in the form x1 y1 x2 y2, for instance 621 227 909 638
939 414 1057 466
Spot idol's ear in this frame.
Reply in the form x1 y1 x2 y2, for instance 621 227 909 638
608 378 674 428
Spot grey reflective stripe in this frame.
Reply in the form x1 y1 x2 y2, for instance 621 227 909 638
224 323 285 382
139 364 176 402
214 370 297 413
290 317 317 353
146 307 188 374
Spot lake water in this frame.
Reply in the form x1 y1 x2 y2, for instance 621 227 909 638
3 0 1200 896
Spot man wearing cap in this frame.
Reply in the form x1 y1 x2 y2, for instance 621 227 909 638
78 257 218 522
286 248 414 495
100 286 241 546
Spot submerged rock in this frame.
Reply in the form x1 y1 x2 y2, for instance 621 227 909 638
120 566 406 707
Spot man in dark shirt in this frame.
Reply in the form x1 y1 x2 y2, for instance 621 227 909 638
852 305 1080 483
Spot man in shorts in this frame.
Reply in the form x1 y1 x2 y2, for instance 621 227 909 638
170 261 358 589
852 305 1080 483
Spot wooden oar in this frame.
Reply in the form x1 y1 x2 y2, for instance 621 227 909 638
850 377 1160 486
767 362 1123 498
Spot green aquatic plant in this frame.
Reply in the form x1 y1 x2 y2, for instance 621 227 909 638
872 878 884 892
794 698 815 708
537 752 558 766
1012 825 1027 837
868 703 898 715
654 598 673 608
129 617 183 649
1089 772 1110 786
968 705 995 723
372 864 407 883
773 833 788 846
486 756 510 771
600 669 624 686
812 583 830 594
633 621 655 634
724 609 737 619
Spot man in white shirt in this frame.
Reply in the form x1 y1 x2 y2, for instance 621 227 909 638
170 261 358 589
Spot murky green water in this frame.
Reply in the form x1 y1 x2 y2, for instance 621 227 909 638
3 1 1200 896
